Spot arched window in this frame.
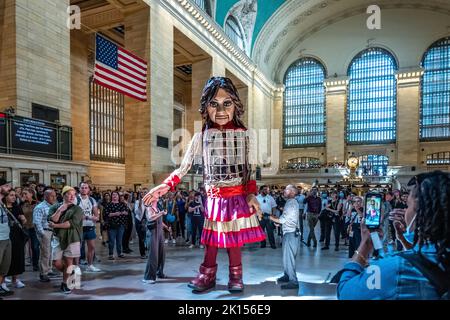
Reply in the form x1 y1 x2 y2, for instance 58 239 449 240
347 48 398 144
283 58 326 147
420 37 450 140
358 155 389 176
225 15 245 51
426 152 450 165
193 0 212 17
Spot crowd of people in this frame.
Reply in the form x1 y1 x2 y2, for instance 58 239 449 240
0 171 448 298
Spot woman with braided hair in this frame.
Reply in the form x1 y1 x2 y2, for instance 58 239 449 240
143 77 265 292
337 170 450 299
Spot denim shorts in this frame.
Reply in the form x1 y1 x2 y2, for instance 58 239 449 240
83 226 97 241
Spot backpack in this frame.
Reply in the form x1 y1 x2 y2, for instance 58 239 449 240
398 251 449 299
76 196 96 207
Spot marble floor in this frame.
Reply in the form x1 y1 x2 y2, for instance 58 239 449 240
3 234 348 300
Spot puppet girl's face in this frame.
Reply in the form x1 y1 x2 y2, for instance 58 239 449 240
207 88 235 126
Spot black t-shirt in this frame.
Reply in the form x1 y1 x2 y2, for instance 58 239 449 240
104 202 129 226
189 201 202 217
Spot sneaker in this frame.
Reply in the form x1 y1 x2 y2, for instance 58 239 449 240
48 271 60 277
140 255 147 259
60 282 72 294
277 274 290 283
157 273 167 279
1 283 11 292
14 280 25 288
199 245 204 249
0 284 13 296
4 277 11 283
142 279 156 284
189 244 194 249
164 239 169 244
79 259 88 266
118 254 125 258
40 275 50 282
281 282 299 290
87 265 101 272
321 246 329 250
172 239 176 244
108 255 115 260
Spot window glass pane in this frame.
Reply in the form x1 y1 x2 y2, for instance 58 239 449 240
225 15 245 51
283 58 326 147
426 152 450 165
420 37 450 140
358 155 389 176
347 48 397 144
90 80 125 164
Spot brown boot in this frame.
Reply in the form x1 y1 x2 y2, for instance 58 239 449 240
228 264 244 292
188 264 217 292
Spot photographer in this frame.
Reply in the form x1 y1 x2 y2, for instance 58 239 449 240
134 191 147 259
188 192 204 249
142 201 167 284
48 186 84 294
270 185 300 290
337 171 450 300
322 191 343 251
347 196 363 258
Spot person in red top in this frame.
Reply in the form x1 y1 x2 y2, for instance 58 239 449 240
144 77 264 293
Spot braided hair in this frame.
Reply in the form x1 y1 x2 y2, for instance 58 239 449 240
198 77 246 132
411 171 450 272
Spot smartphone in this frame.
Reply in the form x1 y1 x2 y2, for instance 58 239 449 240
364 193 382 229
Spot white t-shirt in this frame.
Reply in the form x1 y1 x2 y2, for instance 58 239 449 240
256 194 277 215
0 206 10 241
79 196 97 227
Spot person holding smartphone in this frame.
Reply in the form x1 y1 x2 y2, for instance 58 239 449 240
337 171 450 300
347 197 363 258
188 193 204 249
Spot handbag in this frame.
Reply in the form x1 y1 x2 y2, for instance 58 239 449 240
166 213 175 224
146 219 156 231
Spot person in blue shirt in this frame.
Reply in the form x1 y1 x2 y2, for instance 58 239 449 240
337 171 449 300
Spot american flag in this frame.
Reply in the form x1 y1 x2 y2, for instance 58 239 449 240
94 34 147 102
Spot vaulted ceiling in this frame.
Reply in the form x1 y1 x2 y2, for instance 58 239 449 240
251 0 450 81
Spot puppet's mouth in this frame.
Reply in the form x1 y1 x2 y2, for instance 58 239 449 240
216 115 228 121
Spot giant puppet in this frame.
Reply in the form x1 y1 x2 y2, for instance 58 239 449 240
143 77 265 292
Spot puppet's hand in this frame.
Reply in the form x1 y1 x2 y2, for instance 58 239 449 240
143 184 170 206
247 194 262 220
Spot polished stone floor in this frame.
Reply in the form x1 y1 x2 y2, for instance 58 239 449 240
3 230 347 300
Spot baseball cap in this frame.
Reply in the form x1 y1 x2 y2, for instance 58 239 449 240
0 178 12 187
62 186 75 195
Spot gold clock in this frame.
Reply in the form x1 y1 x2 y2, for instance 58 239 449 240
347 156 359 168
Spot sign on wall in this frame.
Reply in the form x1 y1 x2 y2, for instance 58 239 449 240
11 116 57 158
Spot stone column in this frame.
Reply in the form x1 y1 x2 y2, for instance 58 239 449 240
149 4 174 182
15 0 71 123
396 68 422 166
189 58 212 136
324 77 348 164
0 0 16 110
124 8 153 187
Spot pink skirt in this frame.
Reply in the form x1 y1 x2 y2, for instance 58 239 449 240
201 194 266 248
